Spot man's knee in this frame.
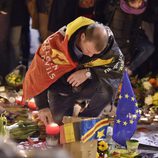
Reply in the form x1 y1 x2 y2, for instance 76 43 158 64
79 91 113 117
99 90 113 103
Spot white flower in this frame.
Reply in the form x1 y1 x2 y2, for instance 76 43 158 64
145 95 153 105
143 81 152 90
141 77 149 82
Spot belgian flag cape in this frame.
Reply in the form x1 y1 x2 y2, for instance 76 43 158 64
23 17 95 100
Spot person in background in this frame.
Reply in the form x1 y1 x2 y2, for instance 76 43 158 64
20 6 30 69
48 0 79 33
121 0 155 76
27 0 53 42
95 0 155 76
138 0 158 76
0 0 12 80
9 0 29 69
77 0 96 19
48 0 96 34
36 0 53 42
23 17 124 125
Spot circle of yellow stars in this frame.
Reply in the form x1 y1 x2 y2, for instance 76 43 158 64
116 93 141 126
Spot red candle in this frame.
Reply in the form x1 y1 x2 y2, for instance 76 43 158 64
46 123 60 135
15 96 25 106
28 101 37 110
27 98 37 110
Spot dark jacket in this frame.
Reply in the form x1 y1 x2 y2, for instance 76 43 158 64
10 0 29 27
33 17 124 109
36 0 52 14
143 0 158 23
0 0 12 13
95 0 143 65
48 0 79 32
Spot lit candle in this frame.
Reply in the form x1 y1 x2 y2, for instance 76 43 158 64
28 101 37 110
28 98 37 110
155 115 158 119
46 123 60 146
153 118 158 122
145 114 150 117
15 96 25 106
140 117 148 121
46 123 60 135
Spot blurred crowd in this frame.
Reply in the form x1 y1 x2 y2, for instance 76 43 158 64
0 0 158 81
0 137 71 158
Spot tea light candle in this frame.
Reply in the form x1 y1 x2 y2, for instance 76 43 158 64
144 113 150 117
153 118 158 122
140 117 148 121
155 115 158 119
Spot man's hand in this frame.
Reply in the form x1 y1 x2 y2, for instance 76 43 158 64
67 69 89 87
126 67 133 76
38 108 53 126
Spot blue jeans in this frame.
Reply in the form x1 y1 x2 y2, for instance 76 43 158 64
10 26 22 69
129 32 155 72
47 77 112 124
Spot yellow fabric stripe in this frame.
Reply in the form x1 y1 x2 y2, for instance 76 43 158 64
81 119 109 143
82 123 109 143
81 118 109 143
64 123 76 143
50 49 70 65
66 16 95 40
84 57 114 67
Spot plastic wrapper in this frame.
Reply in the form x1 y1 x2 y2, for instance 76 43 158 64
5 65 26 88
0 90 18 103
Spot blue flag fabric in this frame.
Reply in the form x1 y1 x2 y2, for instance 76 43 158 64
80 118 109 143
112 71 141 146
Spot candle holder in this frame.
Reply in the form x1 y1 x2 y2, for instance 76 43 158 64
126 140 139 153
46 134 59 147
46 123 60 147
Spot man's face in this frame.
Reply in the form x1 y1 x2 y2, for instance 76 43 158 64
128 0 143 9
79 33 101 57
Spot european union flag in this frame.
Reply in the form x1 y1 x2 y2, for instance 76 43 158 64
112 71 141 146
80 118 109 143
